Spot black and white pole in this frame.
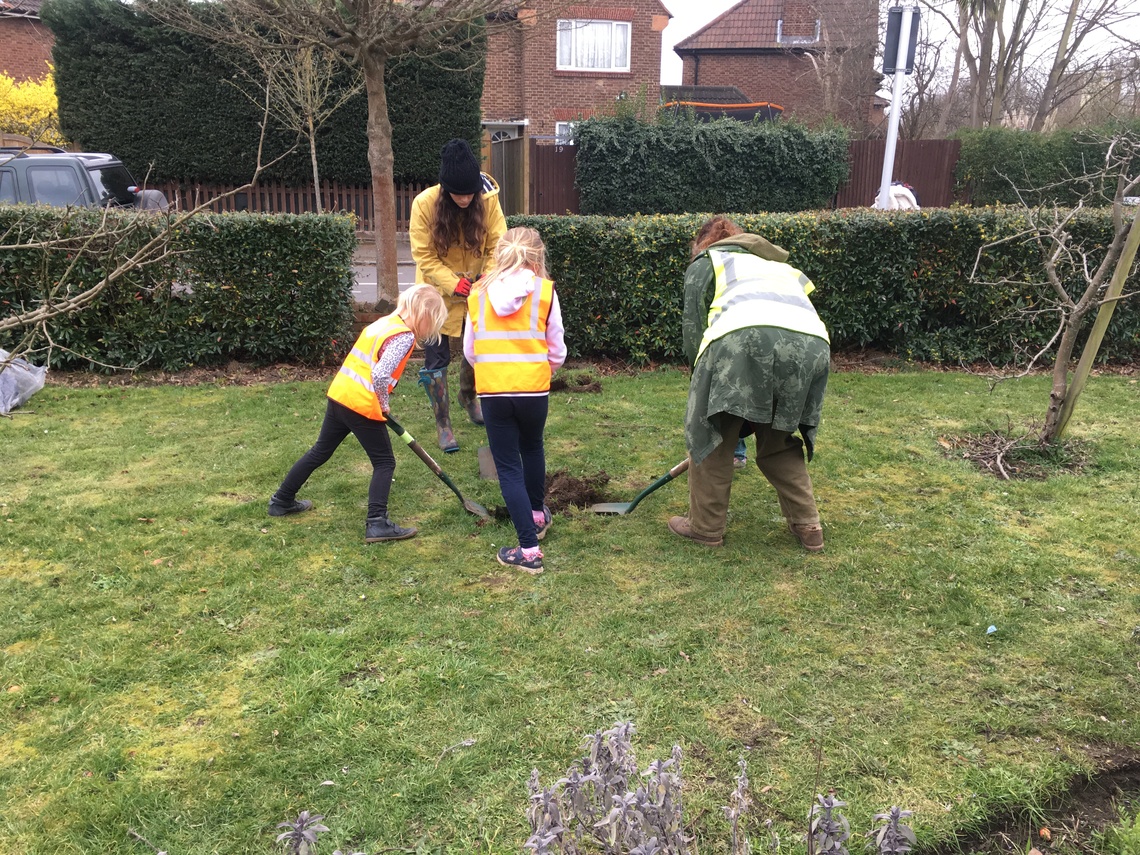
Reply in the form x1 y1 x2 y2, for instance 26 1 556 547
875 5 920 209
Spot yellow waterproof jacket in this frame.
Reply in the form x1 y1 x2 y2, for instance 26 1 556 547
327 314 413 421
410 175 508 337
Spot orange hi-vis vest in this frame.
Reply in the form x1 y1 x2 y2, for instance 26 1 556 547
326 314 413 421
467 277 554 395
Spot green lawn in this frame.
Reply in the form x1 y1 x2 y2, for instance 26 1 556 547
1 365 1138 854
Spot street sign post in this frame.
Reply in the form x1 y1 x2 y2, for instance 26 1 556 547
875 6 920 209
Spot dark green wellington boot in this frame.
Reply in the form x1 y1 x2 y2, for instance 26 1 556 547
418 367 459 453
457 359 484 425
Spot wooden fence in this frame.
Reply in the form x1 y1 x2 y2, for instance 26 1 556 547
153 138 962 230
834 139 962 208
152 178 431 233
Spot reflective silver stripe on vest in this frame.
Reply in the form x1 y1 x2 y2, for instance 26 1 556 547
698 250 829 361
337 364 374 392
476 280 544 335
715 252 816 314
471 353 549 363
349 345 373 363
477 330 544 341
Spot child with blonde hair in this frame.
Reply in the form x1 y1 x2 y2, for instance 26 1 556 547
269 285 449 544
463 227 566 573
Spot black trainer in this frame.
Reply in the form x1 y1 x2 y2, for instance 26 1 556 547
497 546 543 574
364 517 417 543
268 496 313 517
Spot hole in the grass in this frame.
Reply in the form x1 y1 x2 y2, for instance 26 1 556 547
930 748 1140 854
545 469 610 512
484 471 612 519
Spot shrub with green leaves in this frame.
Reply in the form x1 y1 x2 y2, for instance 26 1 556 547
509 208 1140 365
954 121 1140 206
0 208 355 370
43 0 485 185
573 115 850 216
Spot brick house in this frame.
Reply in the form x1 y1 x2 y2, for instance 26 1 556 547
673 0 880 130
482 1 672 144
0 0 53 81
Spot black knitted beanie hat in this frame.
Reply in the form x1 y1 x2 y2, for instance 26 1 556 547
438 138 482 195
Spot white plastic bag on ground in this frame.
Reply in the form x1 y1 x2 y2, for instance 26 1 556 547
0 349 48 415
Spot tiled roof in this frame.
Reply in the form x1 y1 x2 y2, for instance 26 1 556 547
674 0 821 52
0 0 44 14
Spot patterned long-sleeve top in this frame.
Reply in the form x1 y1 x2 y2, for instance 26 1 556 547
370 331 415 413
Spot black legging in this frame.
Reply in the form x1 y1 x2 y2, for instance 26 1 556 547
422 335 452 370
276 398 396 520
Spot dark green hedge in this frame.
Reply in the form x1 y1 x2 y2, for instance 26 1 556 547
509 208 1140 365
573 116 850 215
954 121 1140 206
0 209 356 370
42 0 485 185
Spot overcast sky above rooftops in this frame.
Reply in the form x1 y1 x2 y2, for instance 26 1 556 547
660 0 745 85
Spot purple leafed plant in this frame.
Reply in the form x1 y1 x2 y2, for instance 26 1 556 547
807 791 850 855
275 811 363 855
867 806 916 855
526 721 690 855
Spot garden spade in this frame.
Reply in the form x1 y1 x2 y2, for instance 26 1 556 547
386 416 490 519
590 457 690 515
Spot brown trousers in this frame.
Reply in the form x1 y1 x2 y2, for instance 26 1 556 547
688 415 820 540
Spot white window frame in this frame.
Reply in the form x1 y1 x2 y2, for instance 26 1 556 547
556 19 631 72
776 19 821 45
554 122 577 145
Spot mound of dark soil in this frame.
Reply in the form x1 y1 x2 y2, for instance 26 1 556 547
544 469 610 512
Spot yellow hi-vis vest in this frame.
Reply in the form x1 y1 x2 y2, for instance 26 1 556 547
696 249 830 363
467 277 554 394
326 314 413 421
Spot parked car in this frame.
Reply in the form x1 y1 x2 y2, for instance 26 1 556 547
0 146 169 211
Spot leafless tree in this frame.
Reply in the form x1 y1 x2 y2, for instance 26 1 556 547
1029 0 1140 130
921 0 1139 133
146 0 530 313
898 27 950 138
970 130 1139 444
224 38 364 213
797 0 881 127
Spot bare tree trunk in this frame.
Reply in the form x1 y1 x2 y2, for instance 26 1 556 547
308 113 323 214
970 1 997 127
1041 310 1083 443
361 51 399 312
934 2 969 137
988 0 1030 126
1031 0 1081 132
1055 207 1140 438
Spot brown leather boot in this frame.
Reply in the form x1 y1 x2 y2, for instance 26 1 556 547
788 522 824 552
668 515 723 547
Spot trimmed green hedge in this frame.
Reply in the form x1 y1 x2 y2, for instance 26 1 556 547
510 208 1140 365
573 116 850 215
0 209 356 370
954 122 1140 206
42 0 485 185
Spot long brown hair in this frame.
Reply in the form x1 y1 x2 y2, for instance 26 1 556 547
691 215 743 259
430 190 487 259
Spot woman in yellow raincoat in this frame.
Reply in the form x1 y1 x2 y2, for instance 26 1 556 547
409 138 507 452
